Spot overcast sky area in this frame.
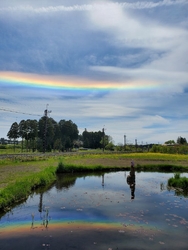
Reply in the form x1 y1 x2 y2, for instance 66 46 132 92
0 0 188 145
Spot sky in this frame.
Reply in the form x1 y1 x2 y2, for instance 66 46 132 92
0 0 188 145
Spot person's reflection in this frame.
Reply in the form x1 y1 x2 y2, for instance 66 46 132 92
126 160 136 199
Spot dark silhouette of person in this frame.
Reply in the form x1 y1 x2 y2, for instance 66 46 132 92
127 160 136 199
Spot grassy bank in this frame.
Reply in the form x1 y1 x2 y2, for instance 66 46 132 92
0 166 56 211
60 152 188 172
0 152 188 212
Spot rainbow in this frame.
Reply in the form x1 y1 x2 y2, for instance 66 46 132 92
0 71 157 91
0 218 159 238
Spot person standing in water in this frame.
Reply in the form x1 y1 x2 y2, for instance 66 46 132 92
130 159 135 176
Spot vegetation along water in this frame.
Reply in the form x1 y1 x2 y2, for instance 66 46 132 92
0 151 188 212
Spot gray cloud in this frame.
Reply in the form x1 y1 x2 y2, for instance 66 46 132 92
0 0 187 13
0 0 187 144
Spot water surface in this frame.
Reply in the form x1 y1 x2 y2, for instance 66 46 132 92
0 171 188 249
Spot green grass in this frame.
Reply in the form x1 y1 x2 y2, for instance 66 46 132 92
135 164 188 172
56 162 106 173
62 152 188 162
0 166 56 211
168 173 188 190
0 151 188 211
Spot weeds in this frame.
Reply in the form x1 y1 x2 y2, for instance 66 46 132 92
168 173 188 190
56 160 65 173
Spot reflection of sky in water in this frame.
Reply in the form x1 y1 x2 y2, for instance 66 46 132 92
1 171 188 249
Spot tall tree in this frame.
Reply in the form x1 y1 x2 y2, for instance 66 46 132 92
18 119 26 152
38 116 55 152
28 119 38 151
82 129 104 149
59 120 79 151
7 122 19 151
177 136 187 145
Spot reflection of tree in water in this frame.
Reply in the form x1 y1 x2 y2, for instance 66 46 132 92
55 172 105 190
31 192 51 229
167 186 188 197
55 174 77 190
161 181 188 197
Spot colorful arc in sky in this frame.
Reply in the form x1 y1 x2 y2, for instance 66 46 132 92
0 71 157 91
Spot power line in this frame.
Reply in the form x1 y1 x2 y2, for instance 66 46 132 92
0 108 41 117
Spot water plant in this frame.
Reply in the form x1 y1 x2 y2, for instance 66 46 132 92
168 173 188 190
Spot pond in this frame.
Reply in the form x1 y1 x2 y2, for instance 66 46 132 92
0 171 188 250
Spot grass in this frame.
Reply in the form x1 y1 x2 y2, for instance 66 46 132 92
60 152 188 172
168 173 188 190
0 166 56 211
0 151 188 211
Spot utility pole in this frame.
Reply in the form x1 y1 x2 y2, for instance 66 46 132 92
102 127 105 152
124 135 126 151
135 139 137 152
43 104 52 153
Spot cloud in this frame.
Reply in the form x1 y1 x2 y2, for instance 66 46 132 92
91 66 188 93
0 5 92 13
121 0 188 9
0 0 188 144
0 0 187 13
1 0 187 77
89 2 187 49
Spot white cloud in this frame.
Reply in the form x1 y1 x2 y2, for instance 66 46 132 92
121 0 188 9
88 1 187 50
1 0 188 145
0 0 187 13
91 65 188 94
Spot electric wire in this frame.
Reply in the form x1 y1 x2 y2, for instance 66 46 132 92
0 108 41 117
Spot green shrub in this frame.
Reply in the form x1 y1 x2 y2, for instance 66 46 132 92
56 160 65 173
174 173 180 179
168 173 188 190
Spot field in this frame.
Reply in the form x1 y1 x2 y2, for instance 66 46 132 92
0 151 188 211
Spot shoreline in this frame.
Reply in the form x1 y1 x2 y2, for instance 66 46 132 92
0 152 188 212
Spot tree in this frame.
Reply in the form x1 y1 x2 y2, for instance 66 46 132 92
177 137 187 145
38 116 55 152
7 122 19 151
105 142 115 151
18 120 26 151
19 119 38 152
164 140 175 145
59 120 79 151
82 129 104 149
54 139 62 151
28 119 38 151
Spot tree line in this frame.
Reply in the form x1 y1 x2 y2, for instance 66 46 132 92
6 116 108 152
3 115 188 154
